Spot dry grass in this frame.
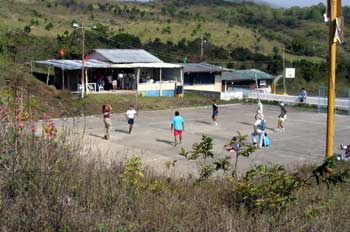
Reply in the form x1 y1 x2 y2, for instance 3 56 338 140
1 105 350 231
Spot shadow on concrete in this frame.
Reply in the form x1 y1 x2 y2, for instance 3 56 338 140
195 120 212 125
238 121 275 131
89 133 106 140
156 139 174 146
115 129 130 134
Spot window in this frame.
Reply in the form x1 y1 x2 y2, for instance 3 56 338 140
184 73 215 85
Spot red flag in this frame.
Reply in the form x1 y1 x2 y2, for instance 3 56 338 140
59 48 64 58
84 54 89 61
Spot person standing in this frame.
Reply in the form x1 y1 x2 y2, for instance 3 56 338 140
102 104 112 140
298 88 307 103
171 111 184 146
251 114 266 148
112 79 117 92
212 99 219 126
126 105 137 134
277 103 287 131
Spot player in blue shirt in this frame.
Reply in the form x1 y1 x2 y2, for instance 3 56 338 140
171 111 185 146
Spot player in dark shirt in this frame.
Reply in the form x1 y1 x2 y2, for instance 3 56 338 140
212 99 219 126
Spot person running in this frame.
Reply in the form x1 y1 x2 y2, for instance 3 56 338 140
277 102 287 131
102 104 112 140
126 105 137 134
171 111 184 146
212 99 219 126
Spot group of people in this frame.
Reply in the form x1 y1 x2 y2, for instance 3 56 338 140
102 104 137 140
101 98 287 150
249 101 287 148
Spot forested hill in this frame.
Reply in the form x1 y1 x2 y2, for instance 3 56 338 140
1 0 350 91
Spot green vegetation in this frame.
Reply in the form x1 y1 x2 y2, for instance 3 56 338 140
1 0 350 94
1 92 350 231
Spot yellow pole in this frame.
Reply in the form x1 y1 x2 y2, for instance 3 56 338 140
326 0 338 158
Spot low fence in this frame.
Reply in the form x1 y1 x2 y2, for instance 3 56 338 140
221 88 350 112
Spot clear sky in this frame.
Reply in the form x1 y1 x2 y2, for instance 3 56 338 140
264 0 347 8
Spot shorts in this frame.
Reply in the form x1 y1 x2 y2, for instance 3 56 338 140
212 111 219 117
104 118 112 128
174 129 183 136
279 115 287 122
128 118 134 125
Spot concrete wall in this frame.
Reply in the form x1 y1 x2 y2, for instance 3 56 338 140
138 82 177 97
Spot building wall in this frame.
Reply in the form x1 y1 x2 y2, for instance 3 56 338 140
138 82 177 97
184 74 222 92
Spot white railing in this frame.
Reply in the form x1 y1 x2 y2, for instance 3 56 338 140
221 88 350 111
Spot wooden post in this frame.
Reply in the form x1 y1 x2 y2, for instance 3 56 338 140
81 27 85 98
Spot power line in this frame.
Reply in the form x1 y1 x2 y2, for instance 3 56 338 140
89 30 297 65
90 30 186 60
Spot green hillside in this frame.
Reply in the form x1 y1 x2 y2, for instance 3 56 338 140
1 0 350 95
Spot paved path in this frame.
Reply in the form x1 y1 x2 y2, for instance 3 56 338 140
56 104 350 177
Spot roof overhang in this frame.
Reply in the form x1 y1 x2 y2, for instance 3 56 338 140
34 60 183 70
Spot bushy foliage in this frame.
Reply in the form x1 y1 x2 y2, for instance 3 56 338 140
231 165 302 212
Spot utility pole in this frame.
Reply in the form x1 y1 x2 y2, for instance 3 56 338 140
81 26 85 99
326 0 339 158
282 47 286 95
73 22 96 98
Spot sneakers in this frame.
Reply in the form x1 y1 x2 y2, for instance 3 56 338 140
340 144 347 150
214 122 218 126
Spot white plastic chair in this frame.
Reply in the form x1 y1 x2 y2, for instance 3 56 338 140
99 85 104 92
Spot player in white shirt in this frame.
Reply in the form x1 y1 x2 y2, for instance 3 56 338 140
126 105 137 134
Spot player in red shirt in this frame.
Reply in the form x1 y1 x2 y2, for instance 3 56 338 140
102 104 112 139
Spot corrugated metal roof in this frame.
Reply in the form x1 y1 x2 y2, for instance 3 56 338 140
35 59 112 70
222 69 275 81
35 60 182 70
181 63 227 73
93 49 163 63
110 63 183 68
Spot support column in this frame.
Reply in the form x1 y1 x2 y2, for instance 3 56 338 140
136 68 140 93
159 68 162 97
85 69 89 94
46 66 50 85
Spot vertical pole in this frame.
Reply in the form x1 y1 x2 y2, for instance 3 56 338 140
62 61 65 90
46 66 50 85
255 74 260 101
81 27 85 98
326 0 338 158
85 68 88 94
136 68 140 108
200 35 204 60
30 61 33 77
283 48 286 95
159 68 162 96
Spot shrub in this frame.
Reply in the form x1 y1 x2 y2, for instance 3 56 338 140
231 165 302 213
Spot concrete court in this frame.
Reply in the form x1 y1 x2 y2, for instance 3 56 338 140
62 104 350 177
